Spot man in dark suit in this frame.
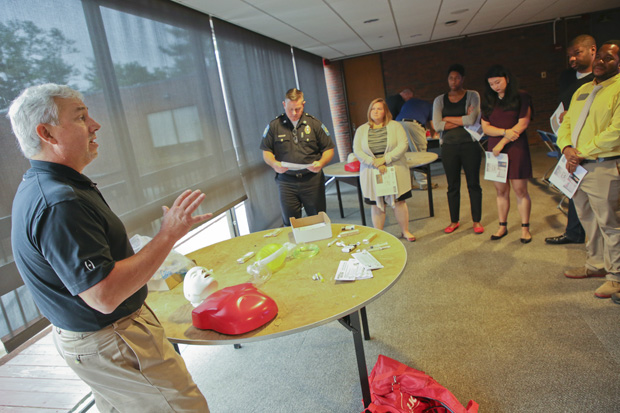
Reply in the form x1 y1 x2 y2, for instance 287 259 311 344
546 34 596 246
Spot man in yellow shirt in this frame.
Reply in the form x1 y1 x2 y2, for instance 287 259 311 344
557 40 620 300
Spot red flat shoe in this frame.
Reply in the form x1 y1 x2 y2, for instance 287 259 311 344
473 224 484 234
444 223 460 234
402 233 416 242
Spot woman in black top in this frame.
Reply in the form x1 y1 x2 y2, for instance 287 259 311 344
432 64 483 234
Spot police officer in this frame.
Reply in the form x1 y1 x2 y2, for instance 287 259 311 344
261 88 335 226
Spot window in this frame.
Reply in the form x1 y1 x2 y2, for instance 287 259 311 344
147 105 202 148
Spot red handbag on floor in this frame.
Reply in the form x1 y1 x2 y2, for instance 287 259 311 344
363 355 478 413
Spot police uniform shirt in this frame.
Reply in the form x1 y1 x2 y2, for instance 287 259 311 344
11 160 147 332
260 112 334 175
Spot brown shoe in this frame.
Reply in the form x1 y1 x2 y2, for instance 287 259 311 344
564 266 607 279
594 281 620 299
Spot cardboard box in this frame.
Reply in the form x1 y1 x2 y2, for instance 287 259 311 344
290 212 332 243
147 272 183 291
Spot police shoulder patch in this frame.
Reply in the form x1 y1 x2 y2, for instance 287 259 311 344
321 124 330 136
262 125 270 138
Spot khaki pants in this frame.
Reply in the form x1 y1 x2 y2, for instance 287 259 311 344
53 305 209 413
572 159 620 281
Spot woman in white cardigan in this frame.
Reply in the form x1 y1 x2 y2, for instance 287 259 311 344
353 98 415 241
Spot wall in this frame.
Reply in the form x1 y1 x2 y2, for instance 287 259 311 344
326 7 620 150
382 9 620 140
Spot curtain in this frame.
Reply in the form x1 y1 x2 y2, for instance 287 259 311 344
212 18 297 232
0 0 245 349
292 48 338 163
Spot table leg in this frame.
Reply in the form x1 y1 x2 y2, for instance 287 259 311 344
356 178 367 226
335 179 345 218
360 307 370 341
338 312 371 408
425 165 434 217
350 311 371 408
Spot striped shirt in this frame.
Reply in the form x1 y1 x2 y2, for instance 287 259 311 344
368 126 387 156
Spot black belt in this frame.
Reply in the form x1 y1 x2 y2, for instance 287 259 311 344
279 171 314 180
581 155 620 164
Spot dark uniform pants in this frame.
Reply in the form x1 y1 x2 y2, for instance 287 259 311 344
276 171 326 226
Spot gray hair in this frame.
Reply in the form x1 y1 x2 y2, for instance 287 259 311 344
8 84 83 159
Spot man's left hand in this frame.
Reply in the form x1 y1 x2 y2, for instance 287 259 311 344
161 190 213 241
563 147 584 173
307 161 323 173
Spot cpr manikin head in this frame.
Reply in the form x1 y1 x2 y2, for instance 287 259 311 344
183 266 218 307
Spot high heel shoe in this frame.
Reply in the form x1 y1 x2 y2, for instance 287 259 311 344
444 223 460 234
490 222 508 240
520 223 532 244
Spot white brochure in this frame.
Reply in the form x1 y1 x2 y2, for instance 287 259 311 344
373 166 398 197
484 152 508 183
281 161 312 170
465 116 483 142
334 259 373 281
549 155 587 199
351 250 384 270
550 102 565 135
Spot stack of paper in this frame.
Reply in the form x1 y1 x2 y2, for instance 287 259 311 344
334 250 383 281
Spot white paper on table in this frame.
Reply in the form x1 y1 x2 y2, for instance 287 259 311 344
281 161 312 170
550 102 565 135
334 259 373 281
548 155 587 199
351 250 384 270
373 166 398 197
484 152 508 183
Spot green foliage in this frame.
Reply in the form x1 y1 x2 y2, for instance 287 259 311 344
84 60 169 92
1 20 201 107
0 20 79 108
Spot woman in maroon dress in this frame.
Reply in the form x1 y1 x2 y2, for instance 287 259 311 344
481 65 533 243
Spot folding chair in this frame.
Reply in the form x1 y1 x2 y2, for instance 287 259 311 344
537 130 561 184
537 130 567 214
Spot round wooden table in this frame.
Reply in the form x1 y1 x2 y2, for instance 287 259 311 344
147 223 407 408
324 151 439 224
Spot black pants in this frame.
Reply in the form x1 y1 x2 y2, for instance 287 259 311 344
441 141 482 223
275 172 326 226
565 198 586 242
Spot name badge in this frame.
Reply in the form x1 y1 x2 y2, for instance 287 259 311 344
278 134 286 137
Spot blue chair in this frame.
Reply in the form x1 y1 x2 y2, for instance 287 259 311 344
537 130 561 184
537 130 567 214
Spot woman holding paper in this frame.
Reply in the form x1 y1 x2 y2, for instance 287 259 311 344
433 63 483 235
481 65 533 243
353 98 415 241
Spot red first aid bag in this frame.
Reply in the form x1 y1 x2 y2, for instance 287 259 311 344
363 355 478 413
345 160 360 172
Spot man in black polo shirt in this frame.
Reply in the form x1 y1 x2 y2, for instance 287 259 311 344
261 88 335 226
9 84 211 412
